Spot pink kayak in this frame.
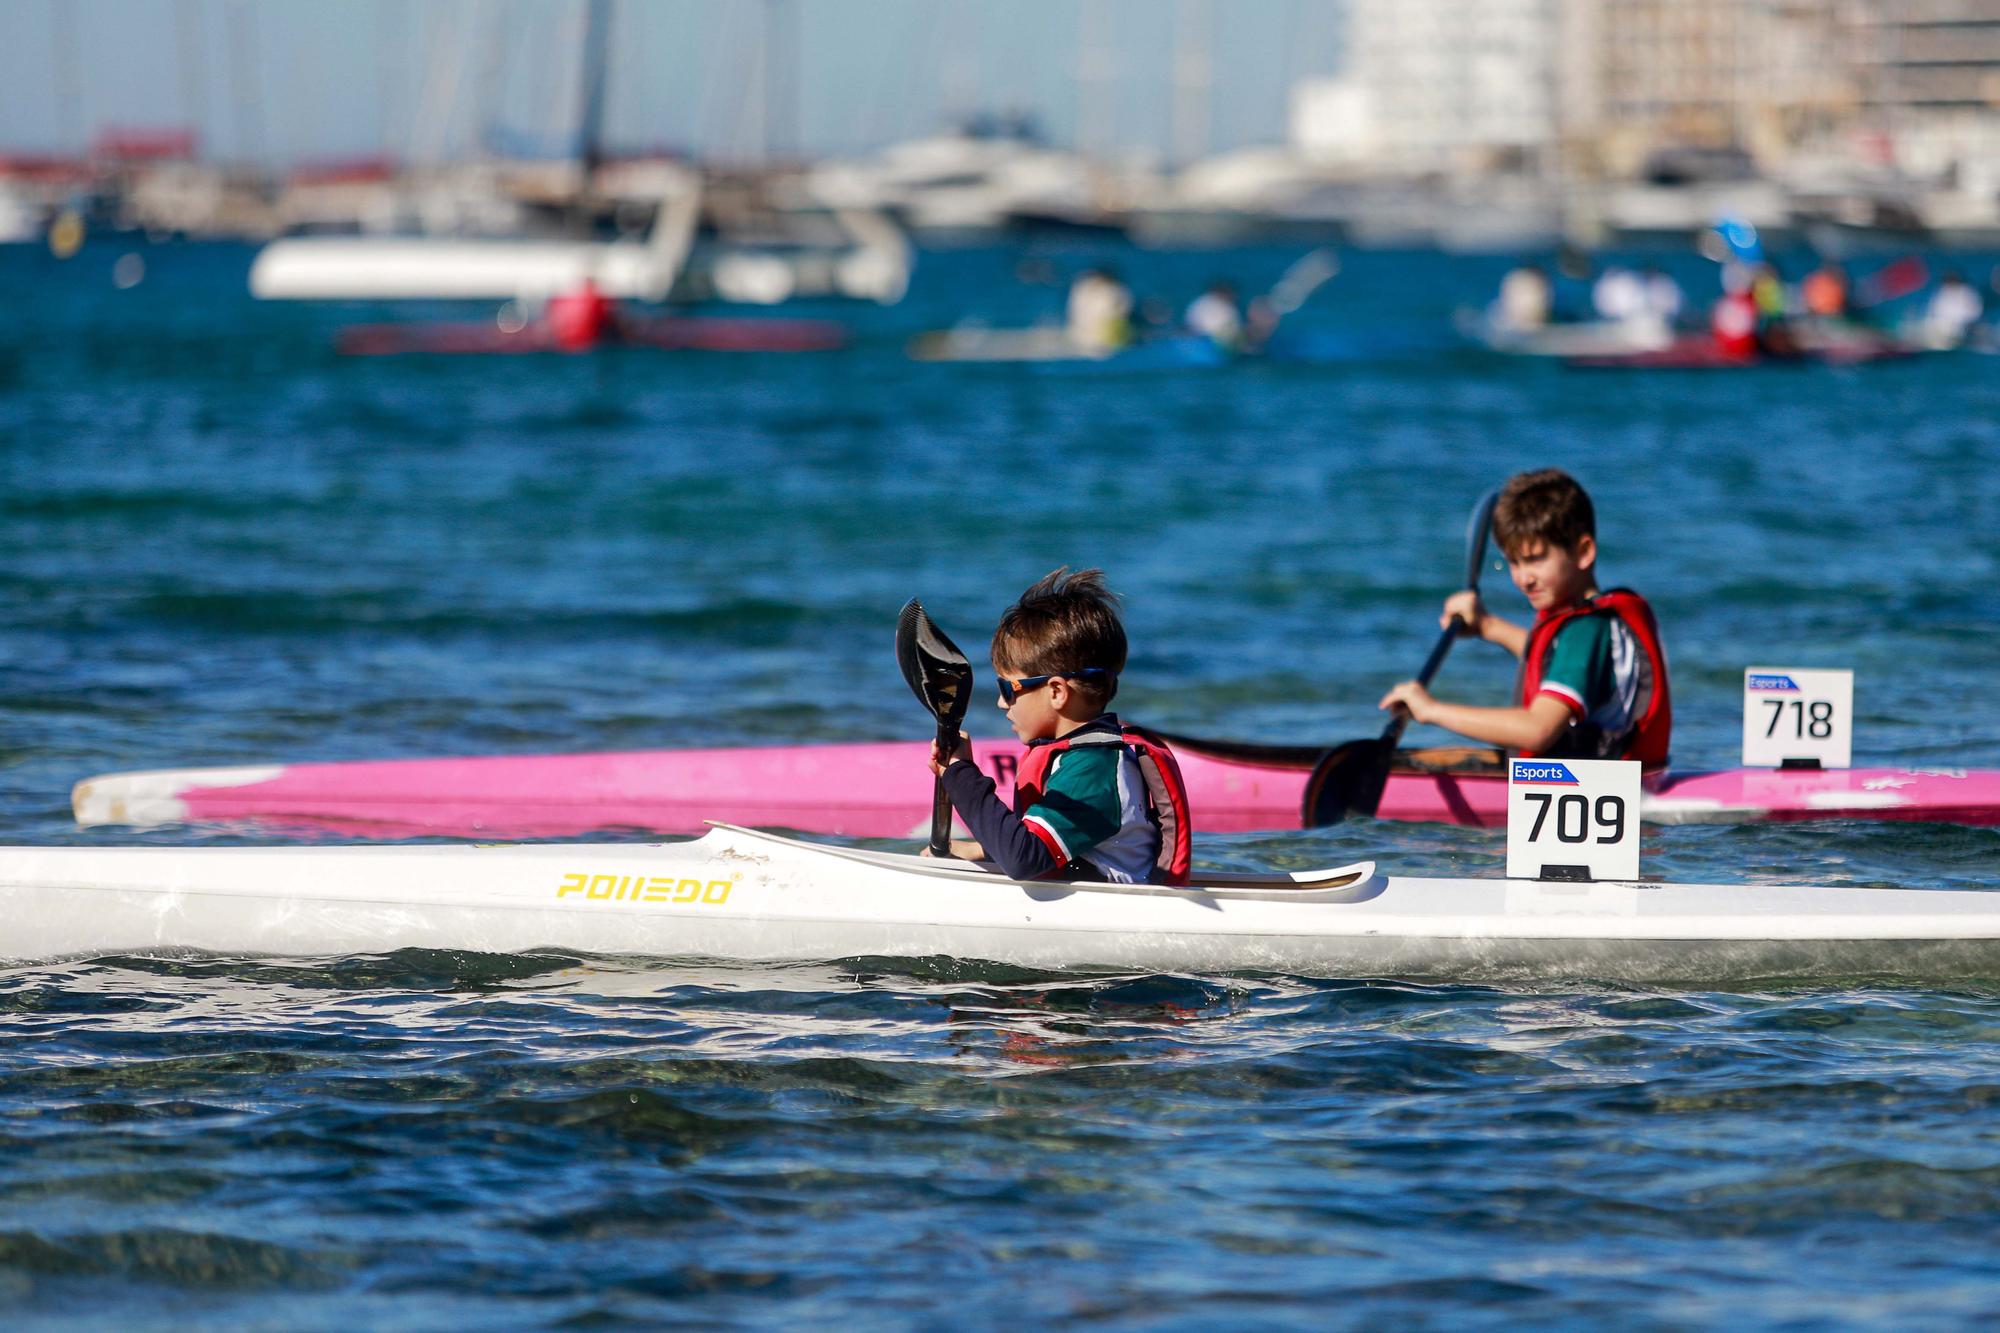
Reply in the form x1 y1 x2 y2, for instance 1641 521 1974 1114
70 737 2000 836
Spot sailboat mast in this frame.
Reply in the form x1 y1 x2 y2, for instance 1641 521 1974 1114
577 0 611 185
51 0 86 154
176 0 210 149
765 0 798 164
1077 0 1115 161
1172 0 1212 169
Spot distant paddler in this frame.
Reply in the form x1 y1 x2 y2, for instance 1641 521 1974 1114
1550 244 1595 323
1640 266 1683 325
1593 265 1679 338
1494 263 1553 333
1703 219 1795 359
542 276 622 351
1709 264 1761 360
1802 260 1851 320
1183 280 1245 352
1922 270 1985 350
1376 469 1671 773
1591 266 1648 324
1751 261 1804 356
1065 267 1135 355
46 207 86 260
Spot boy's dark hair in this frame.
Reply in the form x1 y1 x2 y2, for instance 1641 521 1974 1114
1493 469 1596 557
992 567 1127 705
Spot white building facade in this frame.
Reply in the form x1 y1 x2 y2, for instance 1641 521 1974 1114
1291 0 1562 175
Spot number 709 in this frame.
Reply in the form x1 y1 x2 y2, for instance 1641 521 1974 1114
1525 792 1626 844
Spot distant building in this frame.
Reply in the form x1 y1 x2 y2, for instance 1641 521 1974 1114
1846 1 2000 191
1291 0 1561 176
1305 0 2000 189
1855 0 2000 111
1565 0 1850 177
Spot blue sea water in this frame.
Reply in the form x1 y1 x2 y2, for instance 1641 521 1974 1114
1 239 1998 1326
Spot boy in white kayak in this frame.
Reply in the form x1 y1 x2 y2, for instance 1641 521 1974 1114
1379 469 1673 769
928 568 1192 884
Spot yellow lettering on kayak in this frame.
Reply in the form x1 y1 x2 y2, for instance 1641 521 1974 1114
557 872 734 906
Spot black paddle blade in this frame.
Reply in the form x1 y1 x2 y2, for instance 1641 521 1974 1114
895 598 974 727
1303 486 1500 829
1301 737 1396 827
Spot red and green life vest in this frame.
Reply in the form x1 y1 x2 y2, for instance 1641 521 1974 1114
1013 723 1194 886
1518 588 1673 770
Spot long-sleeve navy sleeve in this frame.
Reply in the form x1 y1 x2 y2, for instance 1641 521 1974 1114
938 759 1063 880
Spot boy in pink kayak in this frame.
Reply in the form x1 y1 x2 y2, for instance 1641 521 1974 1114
1378 469 1673 769
927 568 1192 884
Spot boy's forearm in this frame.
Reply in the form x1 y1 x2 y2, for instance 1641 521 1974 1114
1416 699 1565 751
1477 616 1528 658
939 761 1062 880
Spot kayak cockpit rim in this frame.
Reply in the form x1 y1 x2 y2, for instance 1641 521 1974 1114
702 821 1384 902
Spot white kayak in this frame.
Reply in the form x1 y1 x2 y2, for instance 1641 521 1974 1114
2 825 1996 982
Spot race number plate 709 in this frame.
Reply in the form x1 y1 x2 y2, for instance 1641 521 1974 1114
1506 758 1642 882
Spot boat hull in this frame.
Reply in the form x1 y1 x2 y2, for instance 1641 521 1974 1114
4 826 1996 982
336 315 848 356
907 329 1228 368
1471 318 1675 358
71 740 2000 837
250 237 685 302
1568 333 1919 369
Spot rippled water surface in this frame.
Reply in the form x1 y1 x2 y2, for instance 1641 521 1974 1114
2 242 1998 1325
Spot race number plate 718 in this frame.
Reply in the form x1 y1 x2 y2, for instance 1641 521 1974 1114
1742 667 1853 769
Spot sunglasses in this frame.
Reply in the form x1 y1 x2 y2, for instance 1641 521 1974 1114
996 667 1110 704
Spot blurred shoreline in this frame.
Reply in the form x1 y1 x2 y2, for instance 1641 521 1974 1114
6 123 2000 259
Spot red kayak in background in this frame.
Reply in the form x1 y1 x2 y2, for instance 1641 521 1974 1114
1569 325 1920 370
337 278 848 356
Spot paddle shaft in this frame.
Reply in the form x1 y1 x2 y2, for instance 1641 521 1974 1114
929 723 956 857
1380 614 1470 747
1301 487 1499 827
1379 486 1496 744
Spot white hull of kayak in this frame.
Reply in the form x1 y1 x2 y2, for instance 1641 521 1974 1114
3 826 1996 982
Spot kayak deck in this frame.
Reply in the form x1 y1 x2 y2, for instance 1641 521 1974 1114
2 824 1996 982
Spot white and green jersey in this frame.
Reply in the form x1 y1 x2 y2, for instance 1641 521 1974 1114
1017 732 1161 885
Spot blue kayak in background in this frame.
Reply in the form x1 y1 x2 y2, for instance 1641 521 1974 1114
910 325 1450 369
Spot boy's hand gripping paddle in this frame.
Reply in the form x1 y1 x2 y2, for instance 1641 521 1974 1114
1301 488 1500 826
896 599 975 857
